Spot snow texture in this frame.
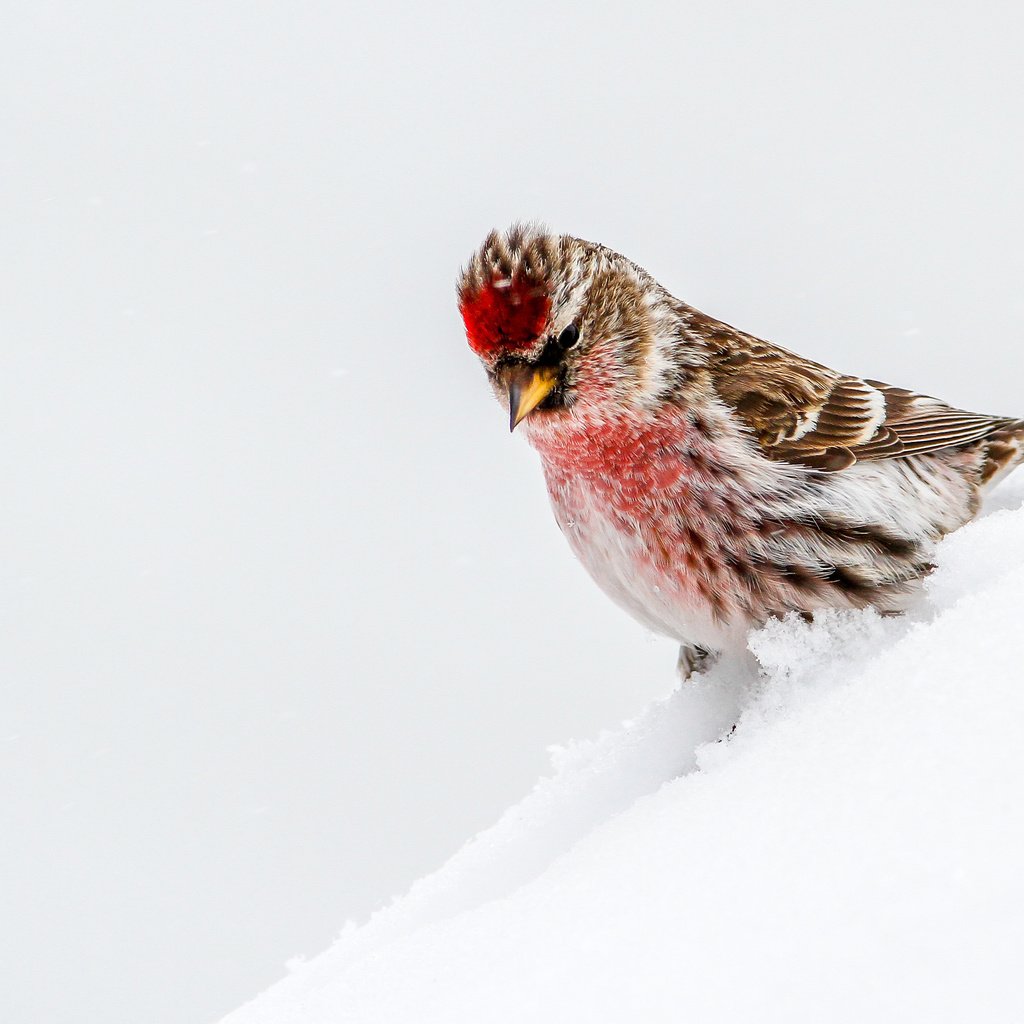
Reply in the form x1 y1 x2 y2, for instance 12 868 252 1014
223 477 1024 1024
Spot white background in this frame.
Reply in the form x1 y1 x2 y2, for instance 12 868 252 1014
3 3 1023 1022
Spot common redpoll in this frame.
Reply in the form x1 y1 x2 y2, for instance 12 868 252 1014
458 225 1024 677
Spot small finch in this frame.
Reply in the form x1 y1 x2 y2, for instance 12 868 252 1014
458 225 1024 678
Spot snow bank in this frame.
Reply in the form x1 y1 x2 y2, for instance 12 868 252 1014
222 478 1024 1024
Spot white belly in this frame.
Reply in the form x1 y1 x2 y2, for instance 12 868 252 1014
546 480 744 651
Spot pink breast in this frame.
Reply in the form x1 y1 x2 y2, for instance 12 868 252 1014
531 411 692 515
529 409 755 627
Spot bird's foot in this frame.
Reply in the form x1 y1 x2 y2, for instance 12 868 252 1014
676 643 717 682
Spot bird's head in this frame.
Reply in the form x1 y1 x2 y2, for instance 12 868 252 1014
457 224 692 431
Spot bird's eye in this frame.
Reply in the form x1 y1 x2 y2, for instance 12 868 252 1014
558 324 580 349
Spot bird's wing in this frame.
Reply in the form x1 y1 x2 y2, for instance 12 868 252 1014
707 331 1014 472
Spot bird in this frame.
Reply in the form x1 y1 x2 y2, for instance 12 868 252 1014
457 224 1024 679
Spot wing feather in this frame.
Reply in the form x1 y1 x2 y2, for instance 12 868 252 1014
704 324 1016 471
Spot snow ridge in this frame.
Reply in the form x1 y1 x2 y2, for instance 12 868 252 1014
223 477 1024 1024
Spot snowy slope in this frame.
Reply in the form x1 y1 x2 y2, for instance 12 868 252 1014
223 477 1024 1024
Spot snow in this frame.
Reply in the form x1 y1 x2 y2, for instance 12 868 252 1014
222 476 1024 1024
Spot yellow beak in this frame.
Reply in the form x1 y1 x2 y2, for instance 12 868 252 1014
504 364 559 431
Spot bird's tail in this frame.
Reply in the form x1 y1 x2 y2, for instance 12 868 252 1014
980 420 1024 491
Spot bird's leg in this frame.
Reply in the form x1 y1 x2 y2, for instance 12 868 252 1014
676 643 716 682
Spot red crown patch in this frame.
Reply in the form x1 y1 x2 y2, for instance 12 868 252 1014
460 274 551 358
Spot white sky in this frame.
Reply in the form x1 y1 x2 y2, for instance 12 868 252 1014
3 3 1024 1023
